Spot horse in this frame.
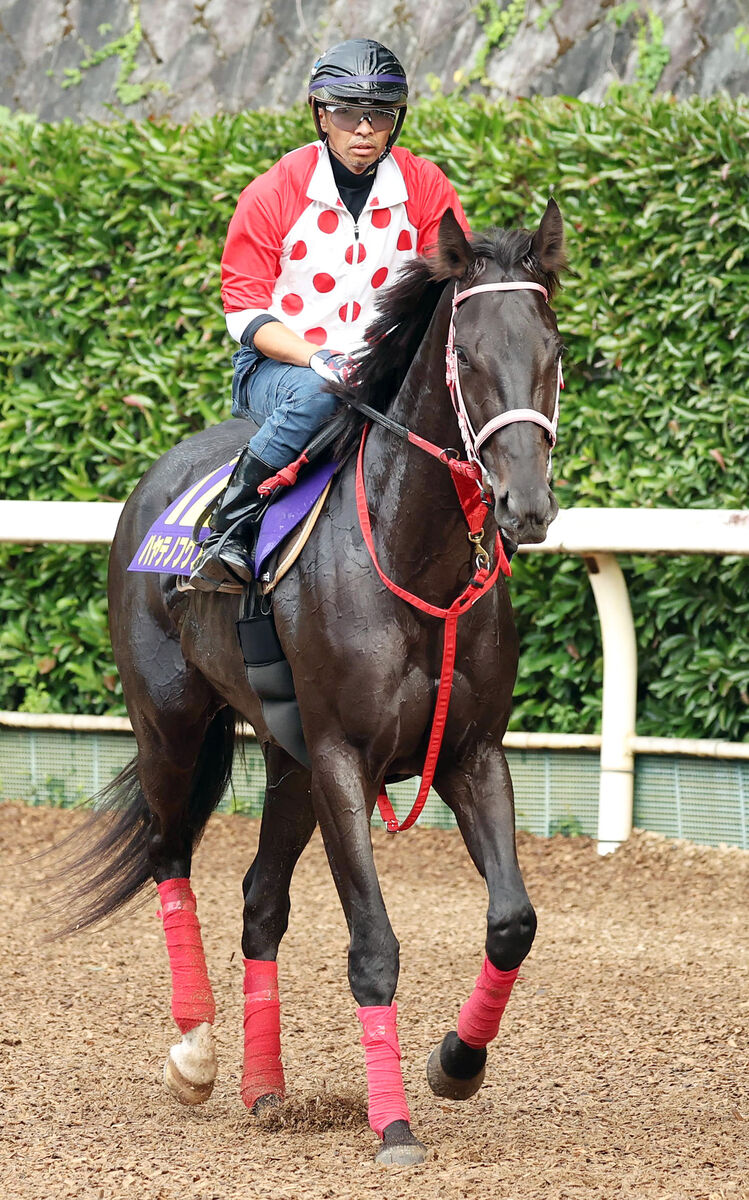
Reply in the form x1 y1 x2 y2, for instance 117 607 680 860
64 200 566 1167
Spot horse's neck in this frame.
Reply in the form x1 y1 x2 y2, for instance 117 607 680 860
389 289 459 450
363 291 486 598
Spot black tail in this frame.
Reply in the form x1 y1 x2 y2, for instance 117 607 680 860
50 708 236 935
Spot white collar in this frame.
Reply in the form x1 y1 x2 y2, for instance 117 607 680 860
306 143 408 211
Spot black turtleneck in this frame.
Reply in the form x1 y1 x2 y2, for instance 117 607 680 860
329 151 377 223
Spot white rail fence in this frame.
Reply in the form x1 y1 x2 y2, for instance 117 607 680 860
1 501 747 854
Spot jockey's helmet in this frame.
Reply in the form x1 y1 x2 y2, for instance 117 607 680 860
308 39 409 160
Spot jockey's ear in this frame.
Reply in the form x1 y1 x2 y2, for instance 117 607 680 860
531 197 566 276
432 208 475 280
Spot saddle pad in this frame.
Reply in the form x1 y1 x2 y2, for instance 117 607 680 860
254 461 336 577
258 478 334 593
128 457 335 577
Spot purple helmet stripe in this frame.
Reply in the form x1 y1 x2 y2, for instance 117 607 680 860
308 73 407 91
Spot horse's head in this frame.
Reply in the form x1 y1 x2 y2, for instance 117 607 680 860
433 202 566 544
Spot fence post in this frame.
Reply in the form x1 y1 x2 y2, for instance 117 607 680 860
585 553 637 854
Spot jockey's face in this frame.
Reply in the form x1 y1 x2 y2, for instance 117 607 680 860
318 105 391 174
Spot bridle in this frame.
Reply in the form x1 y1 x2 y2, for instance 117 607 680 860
445 280 564 469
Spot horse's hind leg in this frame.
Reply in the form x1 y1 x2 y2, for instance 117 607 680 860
125 668 234 1108
427 746 536 1100
239 744 316 1113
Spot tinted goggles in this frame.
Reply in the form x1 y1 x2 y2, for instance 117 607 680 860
323 105 397 132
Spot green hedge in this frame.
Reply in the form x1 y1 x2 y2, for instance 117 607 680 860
0 95 747 738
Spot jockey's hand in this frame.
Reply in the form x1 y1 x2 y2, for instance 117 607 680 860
309 349 356 386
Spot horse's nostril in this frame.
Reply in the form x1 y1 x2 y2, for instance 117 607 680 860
500 488 553 532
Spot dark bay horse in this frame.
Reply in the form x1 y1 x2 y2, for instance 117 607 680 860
69 202 565 1166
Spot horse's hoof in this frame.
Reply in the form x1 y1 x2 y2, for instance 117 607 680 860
163 1022 217 1106
375 1120 427 1167
426 1035 486 1100
163 1054 215 1105
251 1092 283 1116
375 1141 427 1167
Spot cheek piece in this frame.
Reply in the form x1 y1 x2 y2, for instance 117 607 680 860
357 1003 411 1138
456 955 520 1048
241 958 285 1108
156 878 216 1033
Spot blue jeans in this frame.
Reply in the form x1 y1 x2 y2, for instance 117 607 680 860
231 347 341 469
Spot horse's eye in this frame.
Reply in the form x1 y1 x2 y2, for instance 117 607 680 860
455 346 469 366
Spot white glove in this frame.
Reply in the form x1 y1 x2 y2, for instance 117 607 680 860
309 349 355 385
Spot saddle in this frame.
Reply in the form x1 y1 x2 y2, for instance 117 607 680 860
127 458 336 593
127 454 338 767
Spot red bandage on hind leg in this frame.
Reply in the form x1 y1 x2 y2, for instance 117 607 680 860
457 956 519 1049
357 1003 410 1138
157 878 216 1034
241 959 285 1109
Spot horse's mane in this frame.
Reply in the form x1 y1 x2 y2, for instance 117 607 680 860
330 224 562 461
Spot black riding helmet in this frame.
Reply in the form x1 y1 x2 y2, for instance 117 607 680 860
308 39 409 163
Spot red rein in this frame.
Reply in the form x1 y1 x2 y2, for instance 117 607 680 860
355 424 511 832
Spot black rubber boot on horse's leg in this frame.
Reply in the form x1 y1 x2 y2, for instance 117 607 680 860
426 1031 487 1100
376 1121 427 1168
190 448 275 591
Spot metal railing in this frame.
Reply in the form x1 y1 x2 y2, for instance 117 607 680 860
1 500 747 853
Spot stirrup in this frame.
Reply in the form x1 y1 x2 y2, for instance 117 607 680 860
190 528 253 592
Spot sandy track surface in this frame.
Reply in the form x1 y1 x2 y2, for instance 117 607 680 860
0 802 747 1200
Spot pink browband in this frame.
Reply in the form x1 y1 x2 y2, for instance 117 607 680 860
446 281 563 466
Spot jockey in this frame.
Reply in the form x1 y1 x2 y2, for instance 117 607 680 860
190 37 470 591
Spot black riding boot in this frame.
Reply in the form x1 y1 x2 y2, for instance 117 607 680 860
189 448 275 591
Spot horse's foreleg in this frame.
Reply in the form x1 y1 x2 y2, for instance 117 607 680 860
240 746 317 1113
427 748 536 1101
312 755 425 1167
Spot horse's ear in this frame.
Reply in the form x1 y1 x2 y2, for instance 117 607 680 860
432 208 475 279
531 197 566 275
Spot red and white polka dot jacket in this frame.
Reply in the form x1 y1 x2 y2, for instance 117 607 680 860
221 141 470 354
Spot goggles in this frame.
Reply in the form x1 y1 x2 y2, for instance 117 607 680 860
323 104 398 132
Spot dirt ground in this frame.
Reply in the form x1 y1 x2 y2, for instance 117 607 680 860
0 802 747 1200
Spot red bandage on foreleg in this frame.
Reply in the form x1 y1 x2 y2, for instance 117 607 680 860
241 958 285 1109
357 1003 410 1138
457 956 519 1049
157 878 216 1034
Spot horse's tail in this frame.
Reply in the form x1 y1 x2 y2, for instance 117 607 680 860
51 708 236 936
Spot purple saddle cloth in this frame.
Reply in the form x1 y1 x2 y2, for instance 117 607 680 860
128 458 336 578
253 460 336 577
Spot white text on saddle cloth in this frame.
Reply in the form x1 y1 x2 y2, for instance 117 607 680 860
445 281 564 470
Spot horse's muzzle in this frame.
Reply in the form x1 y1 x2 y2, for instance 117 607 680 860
493 486 558 545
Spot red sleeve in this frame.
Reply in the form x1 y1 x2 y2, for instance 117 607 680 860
220 145 318 313
394 149 471 255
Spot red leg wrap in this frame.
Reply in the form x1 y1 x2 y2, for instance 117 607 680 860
357 1003 410 1138
157 878 216 1034
457 956 519 1049
241 959 285 1109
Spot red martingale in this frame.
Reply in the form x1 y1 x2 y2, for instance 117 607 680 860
157 878 216 1033
355 424 511 833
